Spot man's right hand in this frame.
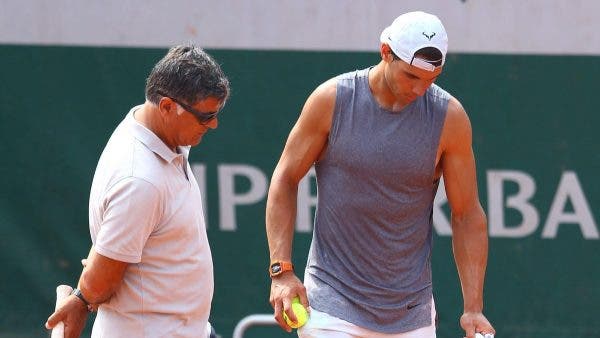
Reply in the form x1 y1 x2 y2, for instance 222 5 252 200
45 295 89 338
269 272 309 332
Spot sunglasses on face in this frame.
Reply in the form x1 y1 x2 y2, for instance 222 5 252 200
156 91 219 124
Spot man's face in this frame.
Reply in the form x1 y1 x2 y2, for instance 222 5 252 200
384 52 443 104
171 96 224 147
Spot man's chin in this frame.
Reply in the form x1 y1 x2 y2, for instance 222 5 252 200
189 135 203 146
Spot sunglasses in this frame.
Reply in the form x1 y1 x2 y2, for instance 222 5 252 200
156 91 219 124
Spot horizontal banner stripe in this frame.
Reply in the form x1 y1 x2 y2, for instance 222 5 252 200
1 0 599 55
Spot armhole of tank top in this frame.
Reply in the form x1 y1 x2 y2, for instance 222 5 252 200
324 76 345 157
430 91 451 182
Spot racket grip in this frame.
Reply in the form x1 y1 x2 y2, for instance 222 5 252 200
51 285 74 338
474 333 494 338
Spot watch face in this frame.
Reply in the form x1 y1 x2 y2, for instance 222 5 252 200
271 263 281 274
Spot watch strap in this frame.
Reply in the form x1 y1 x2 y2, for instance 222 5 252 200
269 261 294 278
71 288 94 312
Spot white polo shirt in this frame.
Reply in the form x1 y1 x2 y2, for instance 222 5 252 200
88 106 213 338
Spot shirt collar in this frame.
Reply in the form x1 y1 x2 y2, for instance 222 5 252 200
125 105 187 164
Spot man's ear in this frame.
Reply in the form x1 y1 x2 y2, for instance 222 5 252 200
380 43 393 62
158 97 176 118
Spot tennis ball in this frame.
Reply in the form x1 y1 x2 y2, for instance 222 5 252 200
283 297 308 328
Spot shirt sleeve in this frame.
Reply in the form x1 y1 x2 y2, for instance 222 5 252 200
94 177 163 263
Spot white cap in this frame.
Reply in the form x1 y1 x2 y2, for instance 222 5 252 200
380 11 448 71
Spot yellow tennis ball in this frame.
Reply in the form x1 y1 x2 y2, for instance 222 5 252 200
283 297 308 328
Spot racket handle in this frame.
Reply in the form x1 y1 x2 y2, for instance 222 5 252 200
474 333 494 338
51 285 74 338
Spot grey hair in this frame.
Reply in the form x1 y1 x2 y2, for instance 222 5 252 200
145 44 230 106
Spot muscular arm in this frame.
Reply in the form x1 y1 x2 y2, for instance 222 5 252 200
266 79 336 263
266 79 336 331
439 97 494 337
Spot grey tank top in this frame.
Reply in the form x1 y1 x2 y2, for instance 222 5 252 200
305 68 450 333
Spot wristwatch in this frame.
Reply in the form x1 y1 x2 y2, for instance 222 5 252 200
71 288 94 312
269 261 294 278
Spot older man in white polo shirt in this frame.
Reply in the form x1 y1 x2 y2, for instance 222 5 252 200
45 44 229 338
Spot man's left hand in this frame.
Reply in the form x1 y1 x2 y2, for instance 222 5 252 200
460 311 495 338
45 295 89 338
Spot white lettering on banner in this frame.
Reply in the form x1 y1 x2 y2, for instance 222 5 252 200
217 164 268 231
296 167 317 233
542 171 599 239
487 170 539 237
191 164 598 239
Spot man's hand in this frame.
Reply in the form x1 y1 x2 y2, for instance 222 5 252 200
460 312 495 338
269 273 309 332
45 295 89 338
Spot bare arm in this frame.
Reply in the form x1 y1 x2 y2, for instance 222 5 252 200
439 97 495 338
78 248 128 304
266 79 336 331
45 247 128 337
47 168 158 336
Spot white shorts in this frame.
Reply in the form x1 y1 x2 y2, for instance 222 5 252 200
297 298 436 338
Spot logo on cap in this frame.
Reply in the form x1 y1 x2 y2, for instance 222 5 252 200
422 32 436 41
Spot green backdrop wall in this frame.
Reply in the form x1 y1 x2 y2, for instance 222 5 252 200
0 45 598 337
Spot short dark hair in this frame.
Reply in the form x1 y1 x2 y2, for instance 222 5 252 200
145 44 230 106
390 46 443 67
413 47 443 67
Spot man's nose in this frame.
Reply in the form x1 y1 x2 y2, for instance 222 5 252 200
206 118 218 129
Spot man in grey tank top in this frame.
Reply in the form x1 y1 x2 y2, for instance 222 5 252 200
266 11 495 338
